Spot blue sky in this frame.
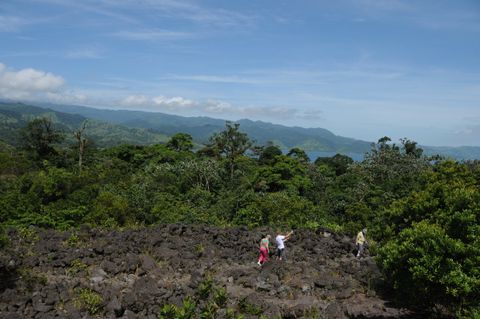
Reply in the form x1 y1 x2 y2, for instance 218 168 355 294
1 0 479 146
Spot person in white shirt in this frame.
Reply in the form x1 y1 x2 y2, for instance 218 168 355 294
275 230 293 261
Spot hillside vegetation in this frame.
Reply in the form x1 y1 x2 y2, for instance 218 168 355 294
0 115 479 318
42 102 372 152
42 102 480 159
0 102 168 148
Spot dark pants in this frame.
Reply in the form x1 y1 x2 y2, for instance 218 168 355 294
276 248 285 259
356 243 364 257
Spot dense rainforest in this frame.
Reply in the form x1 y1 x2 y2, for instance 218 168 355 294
0 118 479 318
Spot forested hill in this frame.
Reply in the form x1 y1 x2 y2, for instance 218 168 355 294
41 102 371 153
38 103 480 159
0 102 168 147
3 101 480 159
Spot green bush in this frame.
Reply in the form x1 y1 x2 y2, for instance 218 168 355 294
75 288 103 315
233 191 322 228
378 221 479 313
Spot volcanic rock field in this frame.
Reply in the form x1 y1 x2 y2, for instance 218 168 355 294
0 225 420 318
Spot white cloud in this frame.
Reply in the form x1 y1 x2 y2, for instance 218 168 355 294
153 96 195 108
119 95 196 110
45 91 87 104
201 100 316 122
0 63 65 99
0 62 91 104
120 95 150 107
116 94 312 122
204 100 232 113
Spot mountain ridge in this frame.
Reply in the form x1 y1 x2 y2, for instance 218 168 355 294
1 101 480 160
39 102 371 153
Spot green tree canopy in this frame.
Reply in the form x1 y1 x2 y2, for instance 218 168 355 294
166 133 194 152
21 118 64 162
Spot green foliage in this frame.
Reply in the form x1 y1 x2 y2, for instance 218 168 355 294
167 133 194 152
0 146 31 176
287 147 310 163
199 301 218 319
254 154 311 194
377 160 480 314
197 276 214 300
18 226 40 243
2 119 480 317
238 297 263 316
315 153 353 176
66 259 89 276
150 192 194 224
258 143 282 165
18 267 48 289
89 190 131 227
378 222 480 312
27 166 77 205
159 304 179 319
205 121 253 181
195 243 205 255
213 287 228 307
20 117 64 163
158 277 258 319
233 192 322 228
65 232 79 247
75 288 103 315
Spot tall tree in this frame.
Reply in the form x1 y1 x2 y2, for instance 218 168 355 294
21 118 64 162
400 138 423 158
315 153 353 176
166 133 194 152
287 147 310 163
259 142 282 165
73 121 88 174
208 122 252 180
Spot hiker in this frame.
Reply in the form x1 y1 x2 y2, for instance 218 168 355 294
275 230 293 261
356 228 367 258
257 234 271 266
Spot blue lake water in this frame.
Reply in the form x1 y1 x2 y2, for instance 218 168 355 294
303 151 365 162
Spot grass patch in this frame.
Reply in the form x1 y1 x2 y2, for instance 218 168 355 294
74 288 103 315
18 267 47 289
66 259 89 277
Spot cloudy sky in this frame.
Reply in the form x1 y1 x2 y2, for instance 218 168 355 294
1 0 479 146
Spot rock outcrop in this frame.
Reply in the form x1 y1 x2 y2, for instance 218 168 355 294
0 225 416 318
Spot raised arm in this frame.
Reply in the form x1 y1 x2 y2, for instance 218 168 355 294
285 230 294 240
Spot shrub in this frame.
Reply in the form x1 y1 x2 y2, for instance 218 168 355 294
377 221 480 314
75 288 103 315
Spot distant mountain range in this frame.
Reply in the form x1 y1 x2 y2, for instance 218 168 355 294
40 103 371 153
1 101 479 160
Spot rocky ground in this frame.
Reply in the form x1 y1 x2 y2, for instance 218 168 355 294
0 225 421 318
